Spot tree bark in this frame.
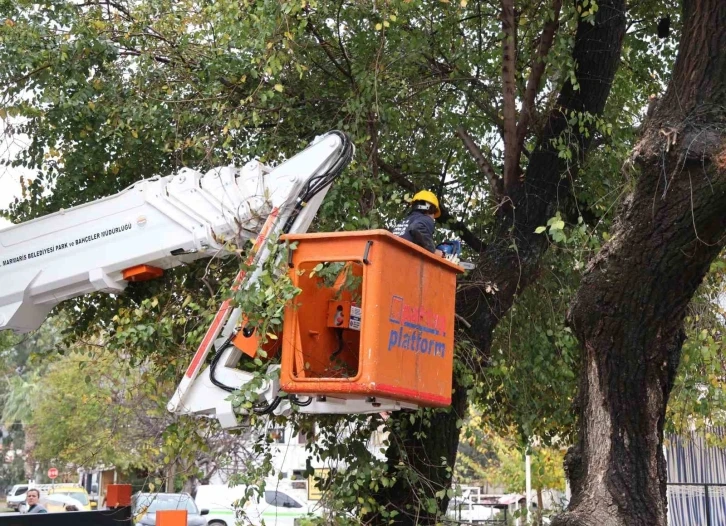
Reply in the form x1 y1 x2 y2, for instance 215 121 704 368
374 2 627 523
537 487 544 525
501 0 519 191
457 0 626 357
166 461 176 493
554 2 726 525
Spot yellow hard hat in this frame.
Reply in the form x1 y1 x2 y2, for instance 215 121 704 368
411 190 441 218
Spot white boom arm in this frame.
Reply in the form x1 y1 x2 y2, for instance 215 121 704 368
0 131 415 428
0 132 349 333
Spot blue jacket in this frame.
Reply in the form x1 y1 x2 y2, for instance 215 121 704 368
392 211 436 253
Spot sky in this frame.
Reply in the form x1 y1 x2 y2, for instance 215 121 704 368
0 122 31 230
0 169 23 230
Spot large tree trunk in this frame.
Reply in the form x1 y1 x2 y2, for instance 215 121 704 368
374 2 626 523
554 2 726 525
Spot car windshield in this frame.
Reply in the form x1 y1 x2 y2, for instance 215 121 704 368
135 494 198 514
55 491 89 505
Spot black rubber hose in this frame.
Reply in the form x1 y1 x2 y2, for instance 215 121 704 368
330 328 345 359
290 395 313 407
208 334 236 393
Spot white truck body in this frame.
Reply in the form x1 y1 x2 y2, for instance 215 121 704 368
196 483 320 526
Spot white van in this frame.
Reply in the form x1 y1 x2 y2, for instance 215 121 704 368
195 483 319 526
6 484 29 511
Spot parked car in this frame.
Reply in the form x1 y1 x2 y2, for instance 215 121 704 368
196 484 319 526
44 493 86 512
6 484 29 511
40 484 92 512
446 496 497 523
132 492 209 526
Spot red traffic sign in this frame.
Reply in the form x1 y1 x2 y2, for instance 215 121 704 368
47 468 58 480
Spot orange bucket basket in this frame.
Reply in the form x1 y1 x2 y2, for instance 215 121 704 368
279 230 463 408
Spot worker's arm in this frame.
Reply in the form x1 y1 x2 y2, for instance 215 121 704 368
407 217 436 253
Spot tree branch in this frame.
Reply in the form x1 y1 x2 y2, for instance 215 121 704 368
305 20 355 87
455 126 503 201
500 0 519 192
335 0 354 84
377 159 416 192
378 159 486 252
118 48 171 64
515 0 562 156
10 64 51 85
76 1 133 22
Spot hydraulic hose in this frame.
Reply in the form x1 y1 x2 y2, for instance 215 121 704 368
209 131 354 395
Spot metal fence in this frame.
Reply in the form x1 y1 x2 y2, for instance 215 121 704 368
0 507 132 526
667 482 726 526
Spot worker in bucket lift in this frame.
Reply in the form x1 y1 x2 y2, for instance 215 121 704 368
392 190 443 255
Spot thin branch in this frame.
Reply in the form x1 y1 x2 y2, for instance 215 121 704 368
305 20 355 87
10 64 51 85
468 92 505 135
377 159 486 252
455 126 503 201
378 159 415 192
515 0 562 157
118 48 172 64
500 0 518 191
335 0 354 84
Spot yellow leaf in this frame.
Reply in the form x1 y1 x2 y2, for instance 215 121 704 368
0 108 6 120
88 101 95 110
267 332 278 340
375 23 382 30
383 20 390 27
389 14 397 21
274 84 284 92
460 0 467 5
4 18 15 27
131 130 138 138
